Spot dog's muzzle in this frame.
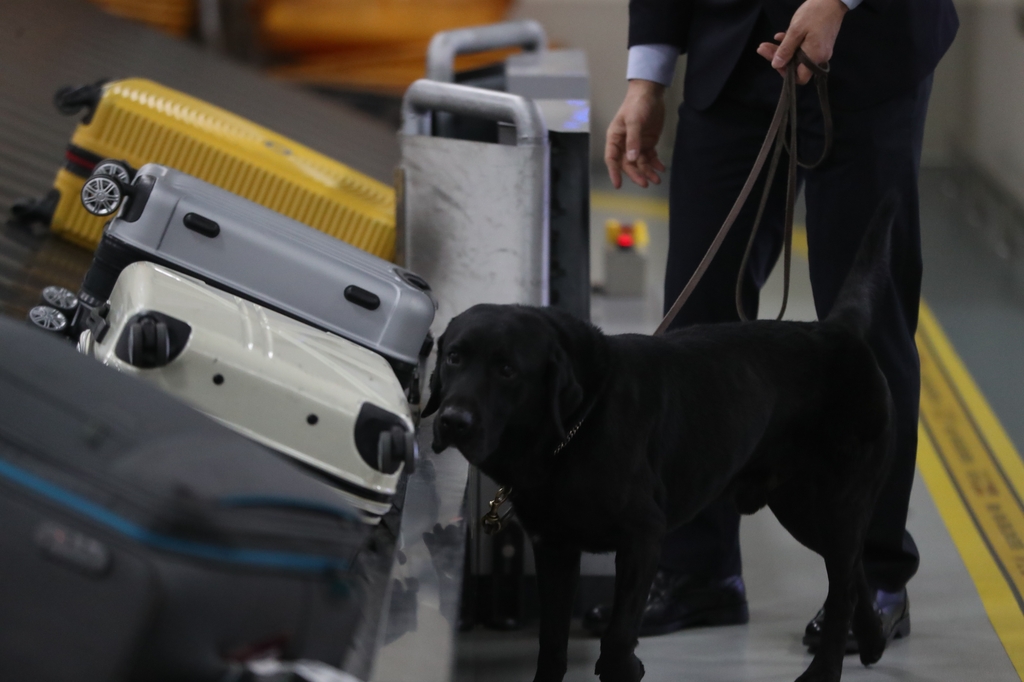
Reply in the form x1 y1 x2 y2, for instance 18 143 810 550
431 405 477 453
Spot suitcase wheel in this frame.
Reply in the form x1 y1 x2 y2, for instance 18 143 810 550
27 305 69 335
39 285 79 317
115 312 191 368
92 159 135 185
400 426 417 474
356 404 414 474
80 174 125 217
127 316 170 369
396 268 432 292
377 426 416 476
376 431 393 473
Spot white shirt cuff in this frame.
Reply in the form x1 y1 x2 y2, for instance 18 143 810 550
627 44 680 87
840 0 863 8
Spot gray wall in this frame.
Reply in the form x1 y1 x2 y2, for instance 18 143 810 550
959 2 1024 205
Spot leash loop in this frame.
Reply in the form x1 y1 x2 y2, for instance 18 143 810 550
655 48 832 335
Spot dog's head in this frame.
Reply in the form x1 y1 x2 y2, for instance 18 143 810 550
422 305 584 467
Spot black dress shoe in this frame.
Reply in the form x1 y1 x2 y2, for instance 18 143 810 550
802 588 911 654
582 570 749 637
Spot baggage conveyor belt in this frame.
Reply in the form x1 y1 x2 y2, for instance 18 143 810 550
0 0 401 318
0 1 470 681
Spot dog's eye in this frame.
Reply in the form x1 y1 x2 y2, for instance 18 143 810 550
447 351 461 366
498 363 516 379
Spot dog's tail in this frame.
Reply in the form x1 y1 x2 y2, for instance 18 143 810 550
824 193 899 339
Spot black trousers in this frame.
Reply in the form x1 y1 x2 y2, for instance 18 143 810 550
659 35 931 593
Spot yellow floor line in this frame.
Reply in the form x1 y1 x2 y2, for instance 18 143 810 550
917 304 1024 678
591 192 669 221
792 227 808 257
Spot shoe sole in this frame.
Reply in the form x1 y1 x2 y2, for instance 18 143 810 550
802 612 911 655
583 603 750 638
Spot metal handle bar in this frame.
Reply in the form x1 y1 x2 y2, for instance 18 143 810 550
426 20 548 82
401 79 546 145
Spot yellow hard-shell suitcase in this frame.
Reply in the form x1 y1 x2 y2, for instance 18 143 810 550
46 78 396 259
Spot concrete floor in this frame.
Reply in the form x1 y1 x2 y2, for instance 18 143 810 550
455 167 1023 682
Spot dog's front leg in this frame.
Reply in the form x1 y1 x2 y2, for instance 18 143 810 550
595 537 660 682
532 537 582 682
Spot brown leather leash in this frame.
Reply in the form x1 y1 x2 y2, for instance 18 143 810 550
654 49 833 336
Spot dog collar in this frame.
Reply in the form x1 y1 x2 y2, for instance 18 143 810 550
552 414 588 456
551 368 609 457
482 408 592 535
481 369 609 535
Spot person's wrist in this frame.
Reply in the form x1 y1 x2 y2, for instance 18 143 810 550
627 79 666 98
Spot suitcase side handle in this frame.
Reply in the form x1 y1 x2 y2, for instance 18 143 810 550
426 20 548 83
401 80 546 145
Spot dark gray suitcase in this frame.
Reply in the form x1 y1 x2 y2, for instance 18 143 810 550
77 163 435 388
0 315 369 682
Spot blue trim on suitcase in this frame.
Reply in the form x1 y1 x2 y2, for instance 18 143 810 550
0 458 351 574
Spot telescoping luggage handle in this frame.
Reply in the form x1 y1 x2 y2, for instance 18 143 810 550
402 79 546 146
426 19 548 83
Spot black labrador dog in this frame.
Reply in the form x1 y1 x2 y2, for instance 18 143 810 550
423 197 899 682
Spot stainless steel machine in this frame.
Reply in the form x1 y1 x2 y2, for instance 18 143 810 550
425 20 591 324
400 22 601 629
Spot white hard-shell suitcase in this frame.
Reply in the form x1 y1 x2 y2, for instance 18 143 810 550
77 163 436 392
79 261 417 521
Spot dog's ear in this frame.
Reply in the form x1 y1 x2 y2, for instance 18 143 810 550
421 332 445 417
548 343 583 440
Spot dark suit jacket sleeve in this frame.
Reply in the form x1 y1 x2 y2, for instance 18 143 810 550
628 0 692 51
860 0 892 12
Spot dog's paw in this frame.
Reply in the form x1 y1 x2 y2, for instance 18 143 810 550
856 630 885 666
594 652 645 682
852 607 886 666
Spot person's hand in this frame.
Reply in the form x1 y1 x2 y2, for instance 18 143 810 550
756 0 848 85
605 79 666 189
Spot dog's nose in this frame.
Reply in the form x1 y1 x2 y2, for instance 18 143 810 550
438 406 475 438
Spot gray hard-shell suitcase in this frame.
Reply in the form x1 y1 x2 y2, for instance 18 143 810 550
0 315 368 682
77 163 435 389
